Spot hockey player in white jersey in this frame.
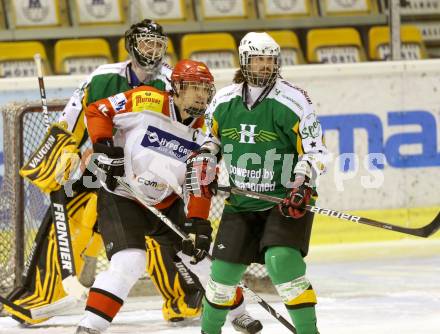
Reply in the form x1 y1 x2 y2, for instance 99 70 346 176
75 59 262 334
14 19 206 325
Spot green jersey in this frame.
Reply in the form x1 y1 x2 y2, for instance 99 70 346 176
205 78 328 213
85 61 171 104
59 60 172 146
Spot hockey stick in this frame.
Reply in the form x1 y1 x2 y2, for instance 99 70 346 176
115 176 297 333
34 54 83 290
217 186 440 238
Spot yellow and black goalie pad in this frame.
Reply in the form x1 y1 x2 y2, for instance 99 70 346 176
20 124 79 193
3 191 99 325
146 237 203 321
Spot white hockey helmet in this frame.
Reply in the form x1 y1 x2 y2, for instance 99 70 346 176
238 32 281 87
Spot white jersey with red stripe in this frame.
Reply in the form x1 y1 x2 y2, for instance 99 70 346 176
87 86 206 206
113 110 205 205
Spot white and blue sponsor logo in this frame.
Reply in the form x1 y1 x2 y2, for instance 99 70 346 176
109 93 127 112
141 126 200 161
321 110 440 171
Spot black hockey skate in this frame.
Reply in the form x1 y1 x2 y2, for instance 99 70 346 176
231 313 263 334
75 326 101 334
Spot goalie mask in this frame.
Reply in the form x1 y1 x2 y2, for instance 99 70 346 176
171 60 215 118
125 19 168 74
238 32 281 87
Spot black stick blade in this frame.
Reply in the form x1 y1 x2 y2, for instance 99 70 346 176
417 212 440 238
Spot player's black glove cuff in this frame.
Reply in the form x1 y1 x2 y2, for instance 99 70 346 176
93 140 125 191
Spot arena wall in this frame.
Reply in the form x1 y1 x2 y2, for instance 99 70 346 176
1 60 439 244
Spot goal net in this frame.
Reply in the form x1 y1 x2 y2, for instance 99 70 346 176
0 102 267 296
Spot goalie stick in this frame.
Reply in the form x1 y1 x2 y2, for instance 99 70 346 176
34 54 85 293
217 186 440 238
115 176 297 334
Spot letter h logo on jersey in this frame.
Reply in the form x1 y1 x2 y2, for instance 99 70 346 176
239 124 257 144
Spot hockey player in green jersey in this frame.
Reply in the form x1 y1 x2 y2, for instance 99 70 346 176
185 32 329 334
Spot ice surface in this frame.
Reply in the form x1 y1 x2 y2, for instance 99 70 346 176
1 239 439 334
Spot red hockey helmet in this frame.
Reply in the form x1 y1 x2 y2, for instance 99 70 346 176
171 60 215 117
171 59 214 85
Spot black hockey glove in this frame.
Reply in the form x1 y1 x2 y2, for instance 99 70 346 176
279 176 312 219
93 140 124 191
185 149 218 199
182 218 212 264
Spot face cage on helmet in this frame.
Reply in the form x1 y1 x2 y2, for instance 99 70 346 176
131 33 168 70
240 55 280 87
177 81 215 117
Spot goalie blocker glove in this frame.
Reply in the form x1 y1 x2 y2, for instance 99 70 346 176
93 139 124 191
20 123 79 193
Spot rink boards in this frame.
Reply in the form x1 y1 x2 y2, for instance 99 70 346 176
0 60 439 244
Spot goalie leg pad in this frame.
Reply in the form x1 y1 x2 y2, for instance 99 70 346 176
2 192 94 325
177 249 211 286
82 232 103 258
146 237 203 321
79 192 98 230
166 289 203 322
3 224 70 324
68 192 97 276
146 237 178 302
178 250 245 314
81 192 103 261
75 193 101 286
